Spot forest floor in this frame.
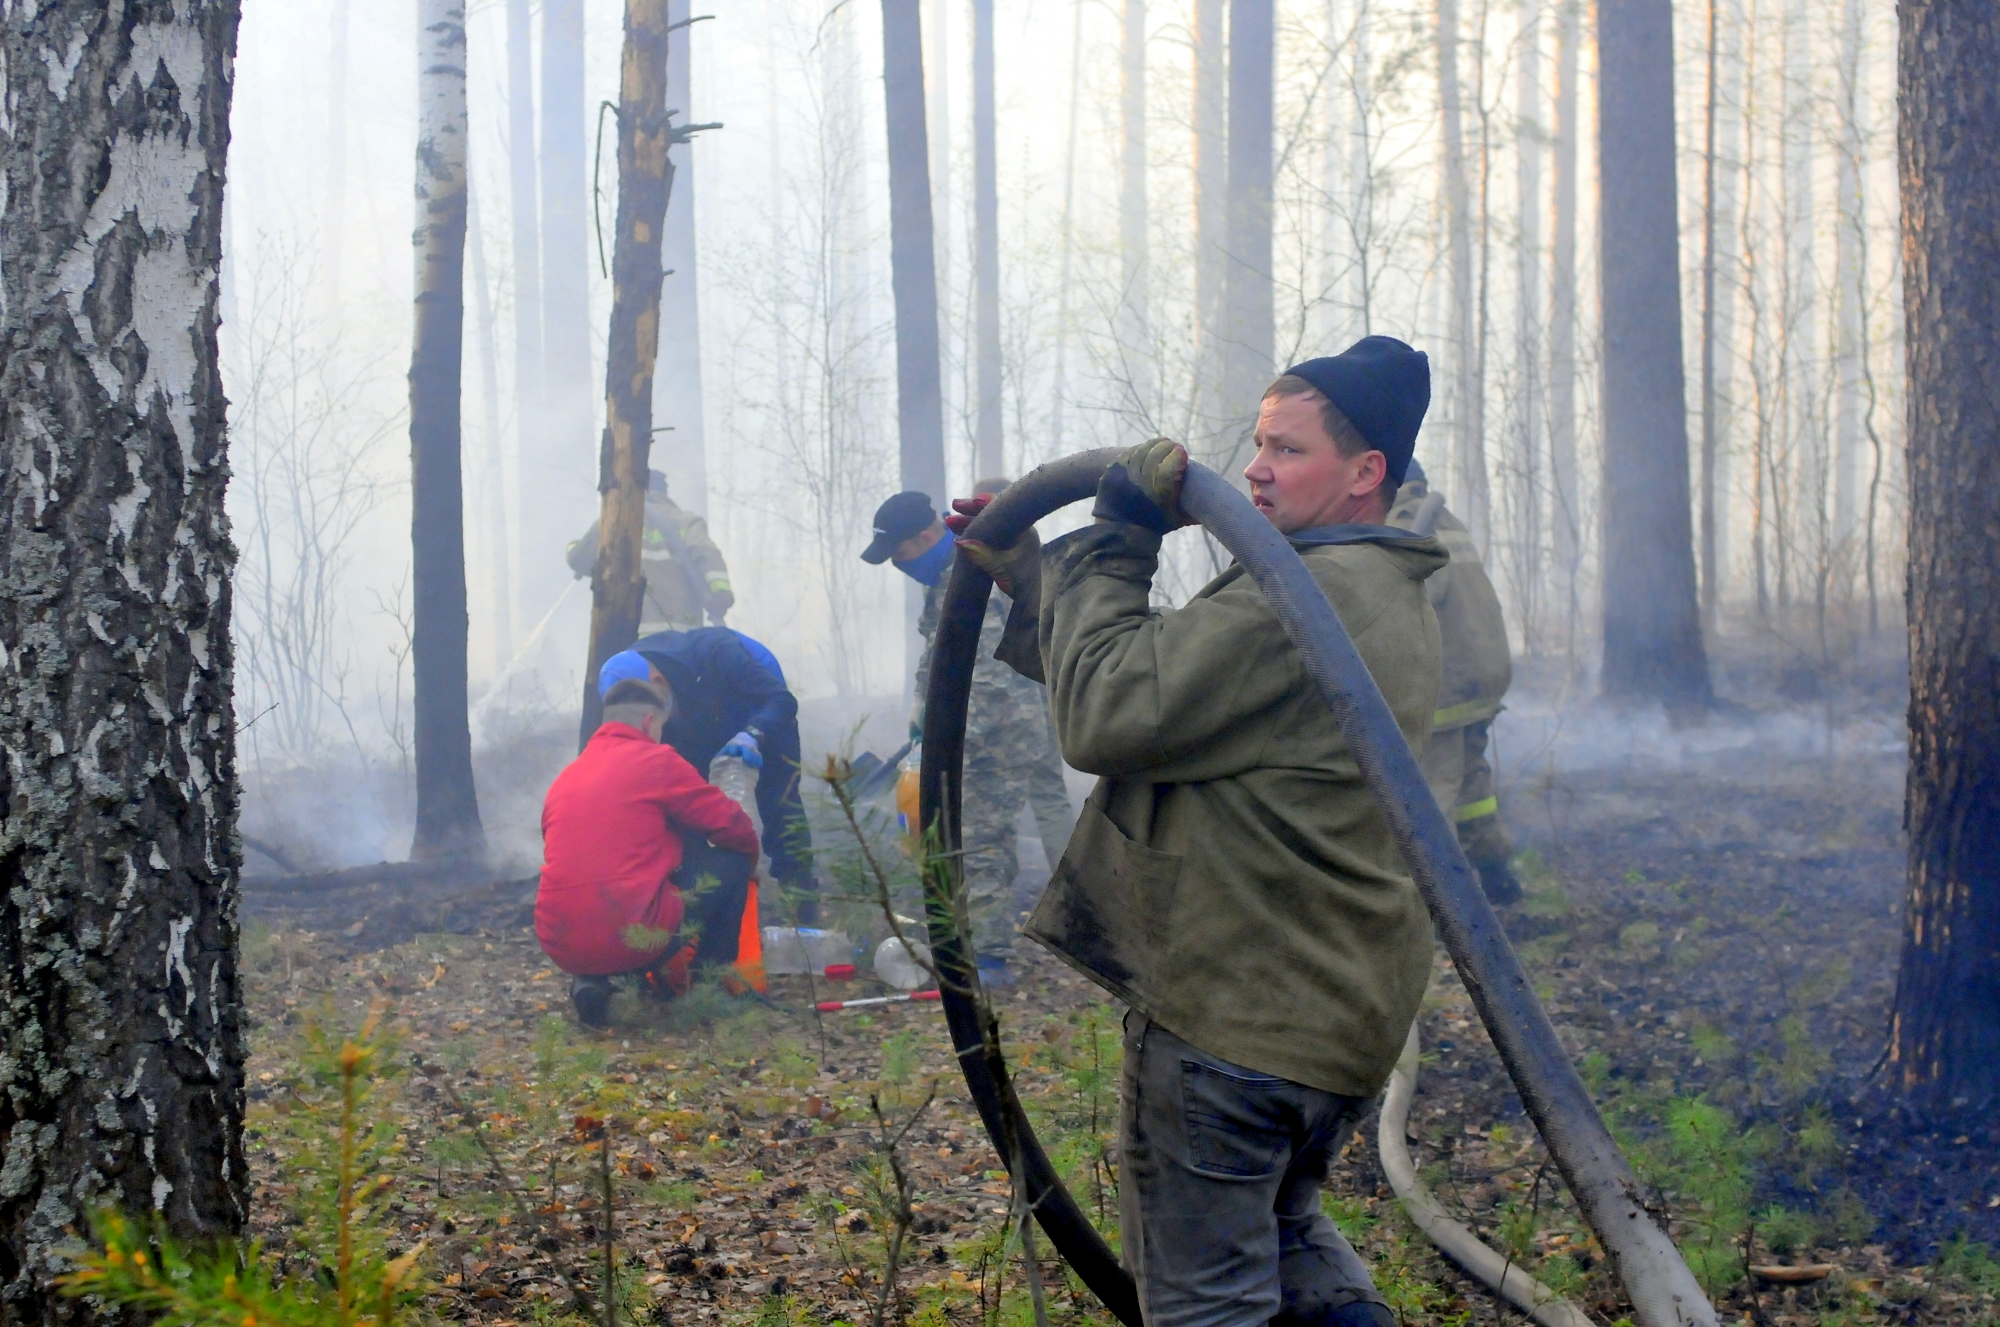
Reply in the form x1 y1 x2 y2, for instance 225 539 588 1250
240 693 2000 1327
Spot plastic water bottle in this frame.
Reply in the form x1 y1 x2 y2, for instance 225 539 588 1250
710 753 771 878
874 935 933 990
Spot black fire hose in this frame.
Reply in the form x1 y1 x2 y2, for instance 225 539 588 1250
918 452 1714 1327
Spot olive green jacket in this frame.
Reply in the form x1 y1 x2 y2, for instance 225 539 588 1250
1386 479 1510 731
1015 520 1447 1097
567 494 733 633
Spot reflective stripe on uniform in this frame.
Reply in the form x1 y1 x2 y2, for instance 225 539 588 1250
1455 795 1498 823
1433 699 1492 729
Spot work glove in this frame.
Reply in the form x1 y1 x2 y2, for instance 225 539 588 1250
705 589 734 621
946 495 1041 598
1093 437 1190 532
720 731 763 769
947 495 1048 686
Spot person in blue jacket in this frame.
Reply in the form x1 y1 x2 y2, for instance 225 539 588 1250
614 629 819 933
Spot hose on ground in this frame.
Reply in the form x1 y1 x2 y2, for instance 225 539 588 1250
919 452 1713 1327
1379 1024 1596 1327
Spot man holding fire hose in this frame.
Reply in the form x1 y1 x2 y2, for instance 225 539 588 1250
951 336 1444 1327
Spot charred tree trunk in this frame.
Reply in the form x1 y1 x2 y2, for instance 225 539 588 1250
973 0 1003 477
1596 0 1711 708
507 0 543 617
409 0 485 859
536 0 592 604
882 0 948 503
580 0 677 748
1222 0 1274 454
1120 0 1152 419
0 1 248 1314
1889 0 2000 1117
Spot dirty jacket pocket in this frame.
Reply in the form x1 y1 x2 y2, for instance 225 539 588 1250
1179 1058 1293 1179
1025 795 1182 1010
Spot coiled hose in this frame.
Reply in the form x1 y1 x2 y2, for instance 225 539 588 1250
918 452 1713 1327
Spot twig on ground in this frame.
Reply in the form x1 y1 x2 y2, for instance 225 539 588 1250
868 1085 937 1327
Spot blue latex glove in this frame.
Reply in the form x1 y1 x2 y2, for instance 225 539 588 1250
720 731 763 769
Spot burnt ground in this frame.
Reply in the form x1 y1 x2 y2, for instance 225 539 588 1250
238 690 2000 1327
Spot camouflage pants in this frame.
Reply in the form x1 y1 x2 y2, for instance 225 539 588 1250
1419 718 1513 867
960 713 1074 959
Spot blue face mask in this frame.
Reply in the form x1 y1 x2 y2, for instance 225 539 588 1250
893 528 957 587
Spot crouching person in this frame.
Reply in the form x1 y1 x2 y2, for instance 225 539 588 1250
955 337 1445 1327
538 678 760 1027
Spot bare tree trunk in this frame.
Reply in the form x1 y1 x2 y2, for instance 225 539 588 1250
467 185 514 671
1192 0 1227 430
655 0 711 512
1437 0 1479 540
1548 0 1581 654
1120 0 1152 421
410 0 485 859
1514 0 1544 650
537 0 592 604
1831 0 1863 553
323 0 353 304
0 1 247 1314
973 0 1004 477
1889 0 2000 1117
883 0 949 505
1051 0 1086 453
1699 0 1720 632
1348 0 1373 332
1596 0 1711 707
580 0 676 747
507 0 543 620
1222 0 1275 457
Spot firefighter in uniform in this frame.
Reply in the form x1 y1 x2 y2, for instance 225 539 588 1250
862 484 1075 986
1386 459 1522 904
567 470 734 632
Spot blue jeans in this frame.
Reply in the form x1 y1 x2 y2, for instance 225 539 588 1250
1119 1012 1387 1327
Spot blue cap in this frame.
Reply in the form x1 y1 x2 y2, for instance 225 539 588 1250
598 650 653 697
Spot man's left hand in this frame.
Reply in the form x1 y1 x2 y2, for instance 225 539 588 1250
705 590 734 621
1094 437 1190 532
948 496 1041 597
721 731 763 768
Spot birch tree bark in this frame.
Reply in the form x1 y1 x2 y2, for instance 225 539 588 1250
409 0 485 859
0 2 247 1314
1889 0 2000 1117
1597 0 1711 706
580 0 675 745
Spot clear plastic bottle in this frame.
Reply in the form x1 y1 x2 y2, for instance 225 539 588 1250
710 753 771 879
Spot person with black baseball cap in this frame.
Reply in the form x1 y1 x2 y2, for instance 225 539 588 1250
861 486 1075 987
949 336 1445 1327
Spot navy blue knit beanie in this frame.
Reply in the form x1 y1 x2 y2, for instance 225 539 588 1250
1281 336 1430 485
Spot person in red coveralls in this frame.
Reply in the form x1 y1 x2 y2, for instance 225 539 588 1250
538 678 760 1027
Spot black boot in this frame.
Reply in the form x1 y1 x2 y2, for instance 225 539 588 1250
571 975 614 1028
1475 857 1524 906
